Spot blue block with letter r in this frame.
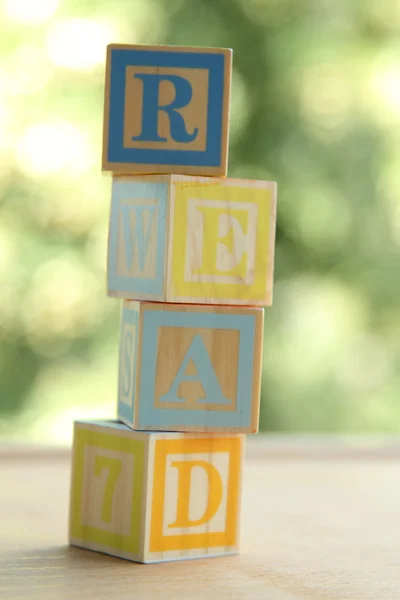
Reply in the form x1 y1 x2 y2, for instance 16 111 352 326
102 43 232 177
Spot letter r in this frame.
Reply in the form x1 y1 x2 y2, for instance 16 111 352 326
132 73 199 143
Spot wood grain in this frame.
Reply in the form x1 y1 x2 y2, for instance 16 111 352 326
1 436 400 599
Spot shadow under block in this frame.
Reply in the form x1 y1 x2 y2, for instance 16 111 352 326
117 301 263 433
69 420 244 564
102 44 232 176
107 174 277 306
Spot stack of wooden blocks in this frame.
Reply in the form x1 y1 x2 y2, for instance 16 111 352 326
69 43 277 564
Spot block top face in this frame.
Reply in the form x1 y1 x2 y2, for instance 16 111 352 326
74 419 246 439
75 419 132 431
102 44 232 177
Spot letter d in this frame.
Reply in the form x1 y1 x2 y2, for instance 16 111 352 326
168 459 223 529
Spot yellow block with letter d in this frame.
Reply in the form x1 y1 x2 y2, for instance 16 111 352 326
69 420 243 563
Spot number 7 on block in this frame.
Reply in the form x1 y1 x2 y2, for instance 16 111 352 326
94 455 122 523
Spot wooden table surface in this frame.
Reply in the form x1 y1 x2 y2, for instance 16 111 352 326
1 436 400 599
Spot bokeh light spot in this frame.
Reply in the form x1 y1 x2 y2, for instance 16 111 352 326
229 70 251 143
370 61 400 120
46 18 119 71
16 121 92 176
21 256 103 345
299 63 352 140
5 0 59 25
336 335 392 392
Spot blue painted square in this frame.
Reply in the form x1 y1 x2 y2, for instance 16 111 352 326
107 47 226 168
118 303 139 425
108 180 167 298
138 309 256 429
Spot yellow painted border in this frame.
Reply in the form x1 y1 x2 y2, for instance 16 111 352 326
170 181 272 302
150 436 241 552
69 425 144 554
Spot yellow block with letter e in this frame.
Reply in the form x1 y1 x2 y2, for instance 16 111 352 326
69 420 243 563
107 174 277 306
170 176 276 304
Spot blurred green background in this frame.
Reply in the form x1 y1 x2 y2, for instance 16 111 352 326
1 0 399 444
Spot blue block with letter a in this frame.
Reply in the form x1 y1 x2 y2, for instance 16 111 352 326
102 43 232 177
117 300 264 433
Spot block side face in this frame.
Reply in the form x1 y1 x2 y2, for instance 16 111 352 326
137 303 259 431
250 308 264 433
107 177 168 300
69 420 145 560
117 302 140 427
68 421 80 541
133 301 146 428
102 45 231 176
219 49 232 178
266 181 278 306
168 178 277 305
142 434 243 562
140 430 156 562
101 45 112 172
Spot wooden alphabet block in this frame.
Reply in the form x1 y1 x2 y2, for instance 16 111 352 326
108 174 277 306
69 420 244 563
117 301 263 433
102 44 232 177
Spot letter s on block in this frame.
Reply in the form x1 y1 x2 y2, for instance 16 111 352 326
168 459 223 529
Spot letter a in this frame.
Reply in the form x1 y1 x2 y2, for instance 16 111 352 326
132 73 198 143
158 334 231 405
168 460 223 529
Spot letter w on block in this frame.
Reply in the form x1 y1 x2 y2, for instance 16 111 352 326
158 334 231 407
118 203 157 279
